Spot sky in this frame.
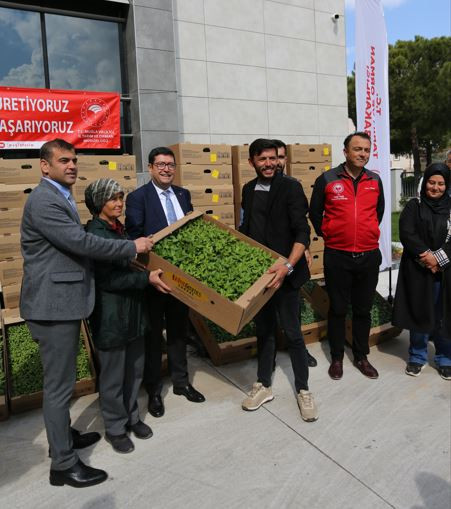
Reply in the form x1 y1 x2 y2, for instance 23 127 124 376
345 0 451 74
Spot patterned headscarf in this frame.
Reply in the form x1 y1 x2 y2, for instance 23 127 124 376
84 178 124 216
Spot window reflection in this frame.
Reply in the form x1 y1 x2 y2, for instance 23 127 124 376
45 14 122 93
0 7 45 87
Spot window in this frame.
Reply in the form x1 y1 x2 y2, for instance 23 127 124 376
0 4 131 155
0 7 45 87
45 14 122 92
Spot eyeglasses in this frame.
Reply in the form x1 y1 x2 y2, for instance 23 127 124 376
153 162 176 171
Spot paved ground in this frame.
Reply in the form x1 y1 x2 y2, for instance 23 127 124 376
0 270 450 509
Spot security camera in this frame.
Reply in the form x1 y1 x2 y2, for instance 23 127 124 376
331 13 340 21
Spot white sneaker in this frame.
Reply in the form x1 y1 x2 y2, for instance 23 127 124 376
297 390 318 422
242 382 274 411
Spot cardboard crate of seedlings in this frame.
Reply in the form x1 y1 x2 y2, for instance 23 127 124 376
189 310 257 366
1 311 96 414
141 211 285 335
301 281 401 346
191 291 326 366
345 292 402 346
275 290 327 351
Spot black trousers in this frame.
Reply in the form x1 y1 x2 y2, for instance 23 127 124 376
254 283 309 392
324 247 381 361
144 290 189 395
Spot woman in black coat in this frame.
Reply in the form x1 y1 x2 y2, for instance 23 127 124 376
393 163 451 380
85 179 170 454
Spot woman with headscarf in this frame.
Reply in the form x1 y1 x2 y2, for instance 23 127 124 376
393 163 451 380
84 178 170 453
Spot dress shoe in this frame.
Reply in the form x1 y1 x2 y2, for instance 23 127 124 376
328 359 343 380
49 428 101 457
307 351 318 367
173 384 205 403
49 459 107 488
105 433 134 454
354 358 379 379
71 428 101 449
128 420 153 439
148 394 165 418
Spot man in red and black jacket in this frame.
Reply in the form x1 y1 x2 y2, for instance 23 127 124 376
309 132 385 380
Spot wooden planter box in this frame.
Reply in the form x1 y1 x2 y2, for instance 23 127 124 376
1 313 96 414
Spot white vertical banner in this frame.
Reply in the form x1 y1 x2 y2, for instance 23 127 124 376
355 0 392 270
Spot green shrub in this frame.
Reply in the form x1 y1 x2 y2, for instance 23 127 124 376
204 296 324 344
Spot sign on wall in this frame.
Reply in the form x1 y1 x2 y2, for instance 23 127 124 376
0 87 120 149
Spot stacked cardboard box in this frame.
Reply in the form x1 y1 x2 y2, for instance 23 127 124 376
72 155 137 223
231 145 255 228
0 155 137 312
169 143 234 226
286 144 332 276
0 161 37 311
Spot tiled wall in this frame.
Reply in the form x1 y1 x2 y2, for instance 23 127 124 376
128 0 348 178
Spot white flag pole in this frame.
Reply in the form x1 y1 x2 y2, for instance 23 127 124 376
355 0 392 271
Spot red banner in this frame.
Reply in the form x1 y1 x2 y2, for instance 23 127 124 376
0 87 121 149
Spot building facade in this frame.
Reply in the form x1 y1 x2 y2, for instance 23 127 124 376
0 0 348 181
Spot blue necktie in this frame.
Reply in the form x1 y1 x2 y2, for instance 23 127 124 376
68 194 78 210
163 190 177 225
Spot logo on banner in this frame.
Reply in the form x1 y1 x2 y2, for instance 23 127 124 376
81 98 110 127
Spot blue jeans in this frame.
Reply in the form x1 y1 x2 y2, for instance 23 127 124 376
409 281 451 367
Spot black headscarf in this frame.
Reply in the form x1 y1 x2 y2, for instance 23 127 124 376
419 163 451 250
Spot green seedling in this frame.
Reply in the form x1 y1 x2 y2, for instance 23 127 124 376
7 324 92 397
154 218 274 301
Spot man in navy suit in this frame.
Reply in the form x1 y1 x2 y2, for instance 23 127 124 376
125 147 205 418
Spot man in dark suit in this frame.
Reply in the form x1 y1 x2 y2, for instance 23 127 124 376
125 147 205 419
239 138 318 422
20 138 153 487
